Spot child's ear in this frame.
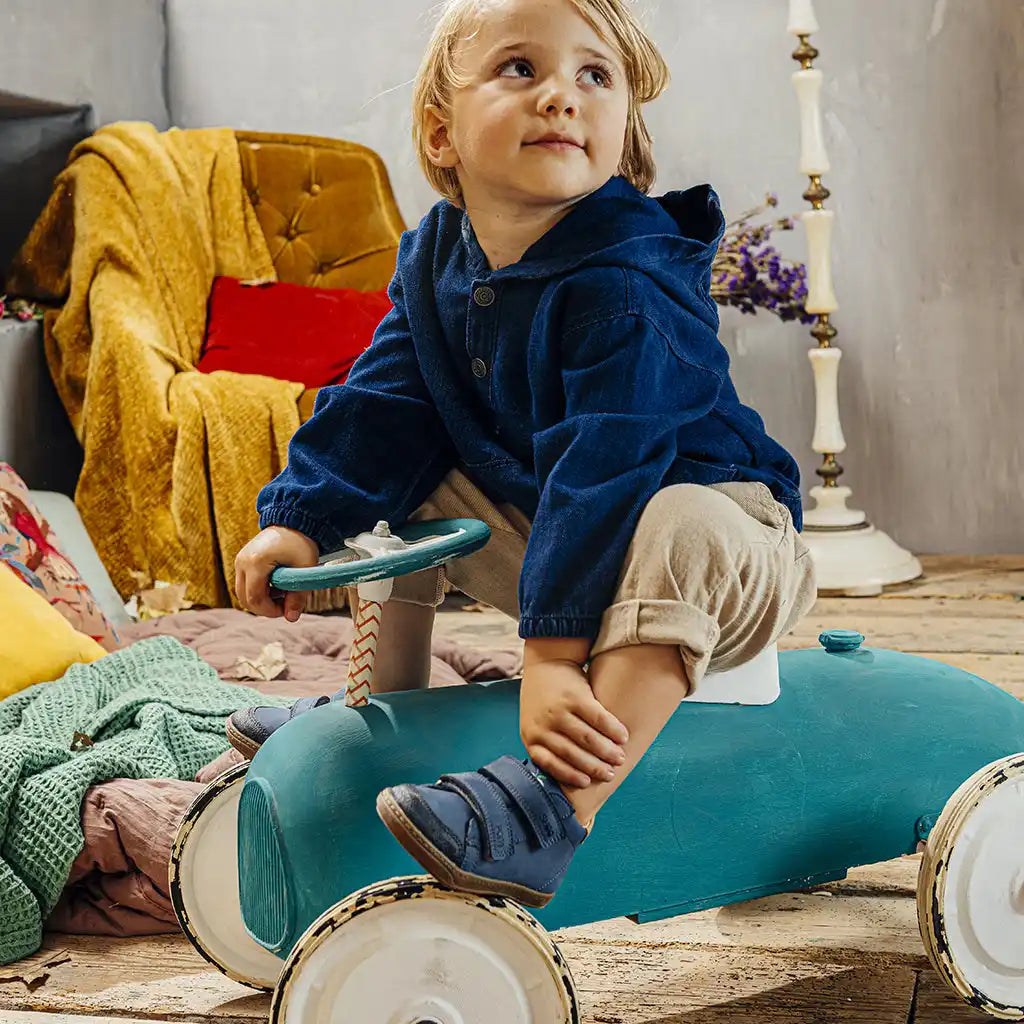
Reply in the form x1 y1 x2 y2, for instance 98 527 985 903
423 104 459 168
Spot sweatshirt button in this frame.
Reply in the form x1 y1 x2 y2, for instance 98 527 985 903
473 285 495 307
471 357 488 378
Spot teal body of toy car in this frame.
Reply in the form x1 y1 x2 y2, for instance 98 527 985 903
237 642 1024 947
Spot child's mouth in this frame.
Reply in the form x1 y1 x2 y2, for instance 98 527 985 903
526 141 583 152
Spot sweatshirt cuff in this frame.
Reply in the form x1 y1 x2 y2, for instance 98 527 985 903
518 614 603 641
257 504 339 553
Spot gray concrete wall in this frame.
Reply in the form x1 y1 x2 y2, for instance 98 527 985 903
2 0 169 127
0 321 82 496
166 0 1023 554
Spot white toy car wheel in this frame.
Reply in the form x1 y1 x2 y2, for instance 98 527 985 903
918 753 1024 1019
169 761 284 990
270 875 580 1024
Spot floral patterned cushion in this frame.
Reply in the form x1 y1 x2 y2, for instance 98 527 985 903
0 463 120 651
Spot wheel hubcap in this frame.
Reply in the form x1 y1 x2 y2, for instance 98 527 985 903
273 877 578 1024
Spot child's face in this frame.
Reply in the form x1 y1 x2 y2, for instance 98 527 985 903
434 0 630 207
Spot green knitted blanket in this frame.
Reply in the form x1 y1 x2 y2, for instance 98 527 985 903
0 635 286 965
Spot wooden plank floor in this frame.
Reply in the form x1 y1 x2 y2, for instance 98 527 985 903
1 555 1020 1024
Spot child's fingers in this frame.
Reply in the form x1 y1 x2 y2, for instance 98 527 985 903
576 698 629 746
242 570 283 617
528 743 593 790
541 733 616 785
282 590 306 622
566 716 626 767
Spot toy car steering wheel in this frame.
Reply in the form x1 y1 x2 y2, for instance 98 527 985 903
269 518 491 592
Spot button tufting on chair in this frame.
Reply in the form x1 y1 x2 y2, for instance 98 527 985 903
236 132 405 293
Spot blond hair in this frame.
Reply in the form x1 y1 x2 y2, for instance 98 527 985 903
412 0 669 204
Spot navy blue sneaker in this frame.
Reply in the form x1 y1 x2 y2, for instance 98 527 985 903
226 695 331 760
376 755 587 907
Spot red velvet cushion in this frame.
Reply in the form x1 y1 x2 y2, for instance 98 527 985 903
197 277 393 388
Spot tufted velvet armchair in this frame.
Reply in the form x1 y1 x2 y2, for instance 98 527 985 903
0 128 409 611
236 131 407 421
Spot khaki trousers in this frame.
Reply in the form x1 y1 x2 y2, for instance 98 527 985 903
390 468 817 692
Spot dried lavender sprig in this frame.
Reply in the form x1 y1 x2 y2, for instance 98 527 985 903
710 194 814 324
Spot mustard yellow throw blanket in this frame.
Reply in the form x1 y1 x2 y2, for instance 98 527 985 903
8 122 303 608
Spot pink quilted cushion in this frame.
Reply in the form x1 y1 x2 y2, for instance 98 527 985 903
0 463 120 651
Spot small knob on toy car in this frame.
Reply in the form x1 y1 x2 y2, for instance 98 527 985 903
343 521 409 603
344 521 408 559
818 629 865 652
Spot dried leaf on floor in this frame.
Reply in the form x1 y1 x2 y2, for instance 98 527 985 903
0 948 71 991
126 571 193 619
128 569 152 592
136 581 193 619
228 641 288 681
70 731 94 751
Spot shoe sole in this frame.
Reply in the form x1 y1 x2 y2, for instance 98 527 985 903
375 788 554 909
225 719 261 762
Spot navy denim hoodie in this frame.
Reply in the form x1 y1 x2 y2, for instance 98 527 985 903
258 175 802 641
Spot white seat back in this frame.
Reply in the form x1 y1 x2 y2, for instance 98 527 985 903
682 643 780 706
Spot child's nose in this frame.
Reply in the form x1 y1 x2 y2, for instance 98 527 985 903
537 91 577 117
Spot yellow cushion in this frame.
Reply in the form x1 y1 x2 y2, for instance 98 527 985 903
0 564 107 699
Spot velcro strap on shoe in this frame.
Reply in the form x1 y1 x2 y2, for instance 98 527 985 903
479 756 565 850
439 771 513 861
289 695 330 719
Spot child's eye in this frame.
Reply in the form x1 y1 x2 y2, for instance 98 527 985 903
581 63 613 88
497 57 534 79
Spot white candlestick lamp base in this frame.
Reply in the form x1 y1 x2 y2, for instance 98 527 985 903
800 524 923 596
801 486 922 595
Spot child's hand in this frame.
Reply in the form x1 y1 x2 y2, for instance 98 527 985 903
234 526 319 621
519 644 629 790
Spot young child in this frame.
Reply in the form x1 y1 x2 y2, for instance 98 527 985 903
231 0 816 908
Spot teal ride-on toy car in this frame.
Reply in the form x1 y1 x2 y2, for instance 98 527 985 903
168 518 1024 1023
